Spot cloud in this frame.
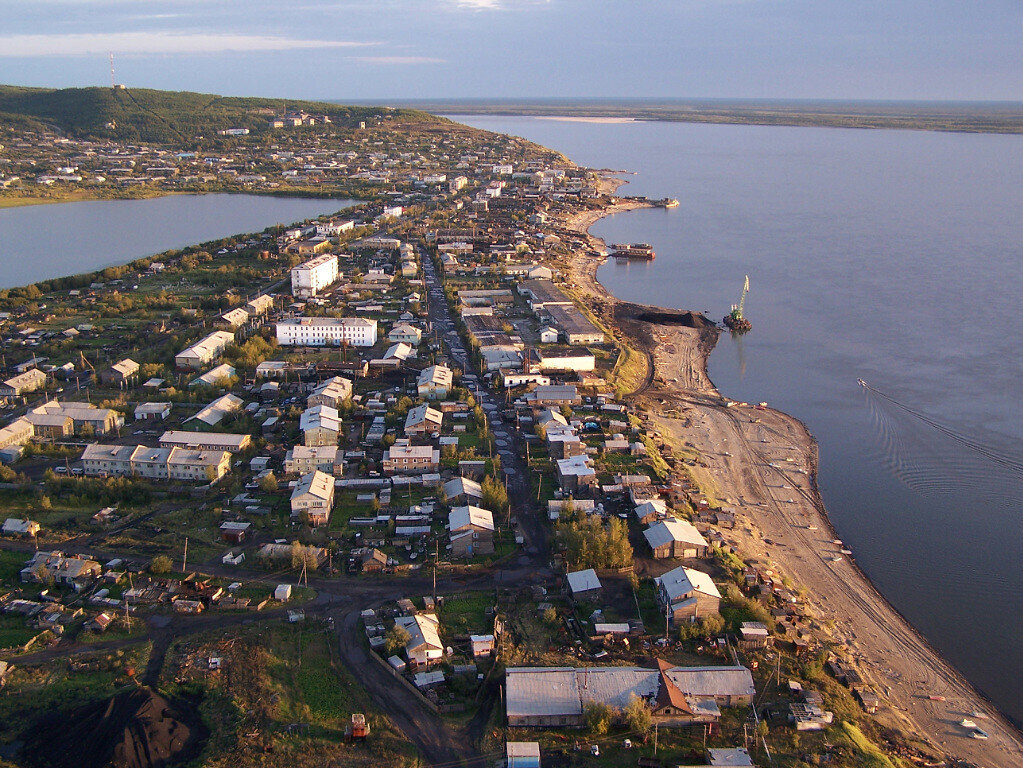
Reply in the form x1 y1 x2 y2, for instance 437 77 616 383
349 55 445 65
0 32 377 57
449 0 549 9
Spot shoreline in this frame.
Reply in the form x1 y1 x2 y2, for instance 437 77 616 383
561 187 1023 767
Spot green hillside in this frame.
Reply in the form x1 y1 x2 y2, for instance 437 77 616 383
0 85 440 143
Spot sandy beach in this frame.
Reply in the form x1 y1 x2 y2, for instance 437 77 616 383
560 193 1023 768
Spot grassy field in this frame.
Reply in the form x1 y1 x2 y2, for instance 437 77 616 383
438 592 495 638
0 614 38 650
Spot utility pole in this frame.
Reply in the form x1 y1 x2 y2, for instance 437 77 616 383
653 722 658 755
181 537 188 574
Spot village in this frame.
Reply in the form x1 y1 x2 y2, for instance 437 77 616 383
0 114 928 768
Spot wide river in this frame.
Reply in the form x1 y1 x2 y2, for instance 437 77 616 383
454 116 1023 724
0 194 354 289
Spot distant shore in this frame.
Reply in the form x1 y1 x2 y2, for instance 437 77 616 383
560 183 1023 767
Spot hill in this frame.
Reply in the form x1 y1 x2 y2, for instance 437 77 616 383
0 85 441 143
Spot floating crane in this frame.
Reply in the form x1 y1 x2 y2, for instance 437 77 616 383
723 274 752 332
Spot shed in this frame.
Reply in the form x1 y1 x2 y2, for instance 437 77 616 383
507 741 542 768
274 584 293 602
566 568 602 599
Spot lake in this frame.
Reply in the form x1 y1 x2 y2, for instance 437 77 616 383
0 194 355 289
452 116 1023 724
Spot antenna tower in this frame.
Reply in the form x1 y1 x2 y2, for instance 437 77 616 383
109 52 115 89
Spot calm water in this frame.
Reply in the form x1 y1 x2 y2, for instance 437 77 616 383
0 194 355 289
453 116 1023 724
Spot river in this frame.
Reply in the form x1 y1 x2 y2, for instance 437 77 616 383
452 115 1023 724
0 193 355 289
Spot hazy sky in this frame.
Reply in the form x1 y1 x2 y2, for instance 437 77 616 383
1 0 1020 102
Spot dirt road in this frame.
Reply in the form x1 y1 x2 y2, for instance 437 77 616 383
565 199 1023 768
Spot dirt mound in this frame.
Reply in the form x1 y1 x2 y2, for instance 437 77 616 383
23 687 206 768
632 308 716 329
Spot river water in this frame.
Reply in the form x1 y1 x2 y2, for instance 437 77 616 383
453 116 1023 724
0 194 355 289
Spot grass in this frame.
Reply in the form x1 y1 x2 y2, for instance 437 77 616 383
840 721 900 768
0 614 37 650
0 549 28 586
438 591 495 638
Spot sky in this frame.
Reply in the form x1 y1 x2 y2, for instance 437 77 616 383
0 0 1020 102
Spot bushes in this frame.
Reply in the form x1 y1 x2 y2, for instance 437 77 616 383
556 512 633 569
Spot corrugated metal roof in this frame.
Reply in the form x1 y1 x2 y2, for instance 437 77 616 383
506 668 582 717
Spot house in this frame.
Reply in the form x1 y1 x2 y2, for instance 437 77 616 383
555 455 597 493
524 385 582 407
86 612 114 633
290 470 335 526
301 404 341 446
388 323 422 345
382 342 414 361
134 402 171 421
220 307 251 328
471 634 496 658
101 358 139 385
443 476 483 505
358 548 388 573
284 445 341 475
30 401 121 435
643 517 710 559
2 518 40 537
383 441 440 474
395 613 443 667
308 376 353 409
0 368 47 397
404 404 443 436
24 412 73 440
566 568 602 599
417 365 453 399
21 551 101 587
633 499 668 525
175 331 235 370
448 505 495 558
655 566 722 624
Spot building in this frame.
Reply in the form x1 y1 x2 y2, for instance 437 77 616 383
404 404 443 436
506 743 541 768
555 455 597 493
2 518 40 537
166 449 231 482
504 665 754 728
643 517 710 559
175 331 235 370
566 569 602 599
188 393 243 427
220 307 251 328
655 566 722 624
0 418 34 451
395 613 443 667
300 404 341 446
276 317 378 347
443 476 483 505
284 445 341 475
529 349 596 374
134 402 171 421
544 305 605 345
190 363 237 388
102 358 140 385
82 444 230 482
517 279 573 311
24 412 73 440
0 368 47 397
383 441 440 474
245 294 275 317
159 430 251 453
30 401 121 435
417 365 453 399
388 323 423 345
308 376 353 409
290 253 339 298
290 470 335 526
524 385 582 407
448 505 495 558
21 551 101 587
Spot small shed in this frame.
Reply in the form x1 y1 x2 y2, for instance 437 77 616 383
566 568 602 599
274 584 293 602
507 742 541 768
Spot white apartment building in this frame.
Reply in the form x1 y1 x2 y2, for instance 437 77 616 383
276 317 378 347
175 331 235 370
290 253 339 298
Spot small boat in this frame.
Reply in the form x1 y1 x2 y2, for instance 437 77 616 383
960 719 977 729
969 710 990 720
928 695 947 702
971 728 989 740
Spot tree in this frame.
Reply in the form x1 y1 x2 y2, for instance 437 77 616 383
385 623 412 655
583 701 614 735
290 541 320 572
258 473 279 493
623 694 653 735
150 555 172 575
481 475 509 518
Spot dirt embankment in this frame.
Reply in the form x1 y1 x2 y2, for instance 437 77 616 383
22 687 206 768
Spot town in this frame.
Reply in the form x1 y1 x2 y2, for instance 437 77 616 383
0 106 952 768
